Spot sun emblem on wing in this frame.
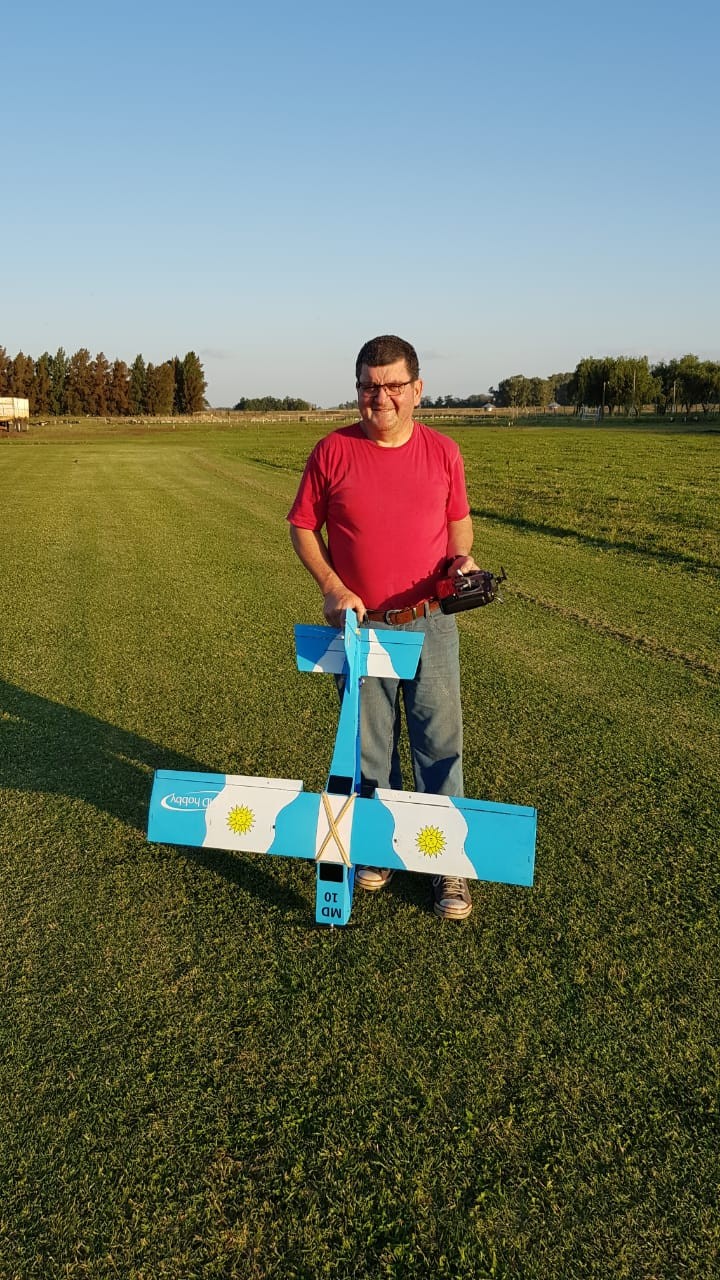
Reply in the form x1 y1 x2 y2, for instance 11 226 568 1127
416 825 446 857
227 805 255 835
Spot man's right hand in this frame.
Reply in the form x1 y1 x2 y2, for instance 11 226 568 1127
323 587 367 628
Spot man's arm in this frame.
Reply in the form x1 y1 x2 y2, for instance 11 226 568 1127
289 525 367 626
446 515 479 574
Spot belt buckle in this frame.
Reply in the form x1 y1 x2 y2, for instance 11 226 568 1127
383 599 433 626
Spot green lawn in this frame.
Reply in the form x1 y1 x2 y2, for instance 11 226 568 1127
0 421 718 1278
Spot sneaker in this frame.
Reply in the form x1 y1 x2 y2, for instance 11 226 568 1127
432 875 472 920
355 866 395 892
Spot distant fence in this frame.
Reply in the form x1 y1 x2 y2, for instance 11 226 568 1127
6 404 714 437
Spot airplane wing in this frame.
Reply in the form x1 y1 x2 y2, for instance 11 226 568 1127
147 770 535 887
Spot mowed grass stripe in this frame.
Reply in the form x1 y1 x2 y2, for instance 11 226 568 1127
510 583 719 678
459 426 720 568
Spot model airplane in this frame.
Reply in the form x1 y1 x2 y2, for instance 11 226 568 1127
147 612 536 924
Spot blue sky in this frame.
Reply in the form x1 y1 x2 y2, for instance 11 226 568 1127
3 0 718 407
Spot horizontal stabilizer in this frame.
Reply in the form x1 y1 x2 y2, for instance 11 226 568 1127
295 623 423 679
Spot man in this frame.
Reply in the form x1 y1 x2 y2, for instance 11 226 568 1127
287 335 479 920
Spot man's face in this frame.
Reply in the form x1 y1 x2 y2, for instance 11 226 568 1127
356 359 423 446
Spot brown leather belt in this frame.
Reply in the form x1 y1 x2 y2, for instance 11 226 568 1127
365 599 443 626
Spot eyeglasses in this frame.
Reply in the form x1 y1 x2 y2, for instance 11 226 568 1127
356 379 414 398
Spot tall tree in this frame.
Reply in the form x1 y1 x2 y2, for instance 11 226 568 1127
107 360 130 416
673 353 719 414
144 363 158 414
180 351 206 414
607 357 658 415
90 352 111 416
49 348 69 415
495 374 534 410
0 346 10 395
9 352 35 397
527 376 551 408
546 372 574 406
651 359 680 414
145 361 175 415
705 362 720 412
31 353 52 414
65 348 94 414
172 355 183 414
128 355 147 414
569 357 607 412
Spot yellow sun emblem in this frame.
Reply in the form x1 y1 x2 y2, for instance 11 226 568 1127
227 805 255 835
416 825 446 857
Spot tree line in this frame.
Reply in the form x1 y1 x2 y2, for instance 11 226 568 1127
490 354 720 416
233 395 316 412
420 393 494 409
0 347 207 416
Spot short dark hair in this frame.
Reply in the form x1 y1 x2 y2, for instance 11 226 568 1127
355 335 420 382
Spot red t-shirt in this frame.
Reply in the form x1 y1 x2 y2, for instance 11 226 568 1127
287 421 470 610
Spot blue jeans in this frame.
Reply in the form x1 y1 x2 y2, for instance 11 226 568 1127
358 611 464 798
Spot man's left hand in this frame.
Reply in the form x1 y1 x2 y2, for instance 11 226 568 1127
447 553 479 575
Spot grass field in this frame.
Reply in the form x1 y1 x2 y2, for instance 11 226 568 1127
1 419 718 1278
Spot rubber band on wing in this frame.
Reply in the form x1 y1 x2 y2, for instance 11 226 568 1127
315 792 355 867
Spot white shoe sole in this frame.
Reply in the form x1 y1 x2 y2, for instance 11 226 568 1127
356 868 395 892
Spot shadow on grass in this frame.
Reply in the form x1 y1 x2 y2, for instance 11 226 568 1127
0 678 306 915
179 845 309 919
471 505 719 573
362 868 434 915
